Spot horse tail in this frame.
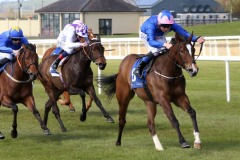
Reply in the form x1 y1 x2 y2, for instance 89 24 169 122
97 73 117 103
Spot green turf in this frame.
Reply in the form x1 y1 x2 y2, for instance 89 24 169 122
0 60 239 160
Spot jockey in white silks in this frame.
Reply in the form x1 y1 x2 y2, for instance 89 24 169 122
50 20 89 76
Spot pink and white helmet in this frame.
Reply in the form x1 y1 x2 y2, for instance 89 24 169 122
157 10 174 25
76 24 88 38
72 20 83 25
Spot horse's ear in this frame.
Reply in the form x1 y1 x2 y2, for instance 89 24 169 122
95 34 101 42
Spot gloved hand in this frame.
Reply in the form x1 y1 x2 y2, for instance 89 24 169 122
12 50 20 56
80 42 88 47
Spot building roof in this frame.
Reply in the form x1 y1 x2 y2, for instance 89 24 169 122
35 0 144 13
155 0 225 13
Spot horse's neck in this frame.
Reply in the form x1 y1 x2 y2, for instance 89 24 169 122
154 52 182 75
71 50 91 68
5 61 27 79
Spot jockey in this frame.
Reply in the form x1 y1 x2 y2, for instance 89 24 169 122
50 20 89 75
0 26 29 68
133 10 205 78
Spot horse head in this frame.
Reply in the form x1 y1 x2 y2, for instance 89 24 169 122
171 33 199 77
17 43 39 80
83 35 106 70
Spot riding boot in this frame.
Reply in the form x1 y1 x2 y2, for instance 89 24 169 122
133 60 147 78
50 57 61 72
0 58 10 68
133 51 155 78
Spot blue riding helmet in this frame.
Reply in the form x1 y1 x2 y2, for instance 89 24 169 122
9 26 23 39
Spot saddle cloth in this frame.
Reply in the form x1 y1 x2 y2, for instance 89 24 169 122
131 58 148 89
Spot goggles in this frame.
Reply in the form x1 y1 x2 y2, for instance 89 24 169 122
160 24 172 28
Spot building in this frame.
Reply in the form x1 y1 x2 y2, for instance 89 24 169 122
134 0 230 25
35 0 144 37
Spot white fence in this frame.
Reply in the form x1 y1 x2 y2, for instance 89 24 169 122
29 36 240 102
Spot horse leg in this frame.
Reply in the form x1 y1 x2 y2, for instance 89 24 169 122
86 97 93 111
145 101 164 151
160 99 189 148
1 97 19 138
86 86 114 123
52 101 67 132
11 104 18 138
174 96 201 149
23 96 51 135
58 91 75 112
79 90 87 122
44 99 52 126
0 132 5 139
115 84 134 146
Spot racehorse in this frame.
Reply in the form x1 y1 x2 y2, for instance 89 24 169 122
38 37 114 132
0 43 50 139
97 33 202 150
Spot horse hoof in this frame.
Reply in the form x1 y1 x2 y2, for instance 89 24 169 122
181 142 190 148
0 132 5 139
194 143 202 149
115 141 121 146
62 128 67 132
155 147 164 151
69 108 75 112
106 117 114 123
43 129 51 135
11 130 18 138
80 114 86 122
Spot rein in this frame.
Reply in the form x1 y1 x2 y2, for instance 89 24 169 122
153 42 189 79
82 42 105 62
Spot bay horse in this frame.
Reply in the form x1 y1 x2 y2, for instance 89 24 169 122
38 37 114 132
98 33 202 150
41 30 96 113
0 43 50 139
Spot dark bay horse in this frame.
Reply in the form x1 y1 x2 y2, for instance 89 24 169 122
98 33 202 150
38 38 114 132
0 44 50 139
41 30 96 112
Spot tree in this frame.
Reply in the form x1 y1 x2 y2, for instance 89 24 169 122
217 0 240 18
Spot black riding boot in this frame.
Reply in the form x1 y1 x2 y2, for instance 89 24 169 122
0 58 10 68
133 52 155 78
50 57 61 72
133 60 147 78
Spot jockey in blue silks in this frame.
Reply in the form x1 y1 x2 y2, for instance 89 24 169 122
133 10 205 78
50 20 89 76
0 26 29 68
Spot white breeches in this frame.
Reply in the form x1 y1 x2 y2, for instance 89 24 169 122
0 52 13 61
139 31 167 54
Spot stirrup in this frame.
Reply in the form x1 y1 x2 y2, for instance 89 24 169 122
133 68 142 78
49 68 60 77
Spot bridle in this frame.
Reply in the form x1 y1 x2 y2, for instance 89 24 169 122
16 47 38 74
167 41 193 70
82 41 105 62
3 45 38 83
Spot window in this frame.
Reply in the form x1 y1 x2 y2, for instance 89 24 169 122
41 14 59 37
62 13 80 28
99 19 112 35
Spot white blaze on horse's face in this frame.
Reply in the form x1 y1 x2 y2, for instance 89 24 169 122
186 63 199 77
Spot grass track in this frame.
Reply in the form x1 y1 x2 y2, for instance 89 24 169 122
0 60 240 160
